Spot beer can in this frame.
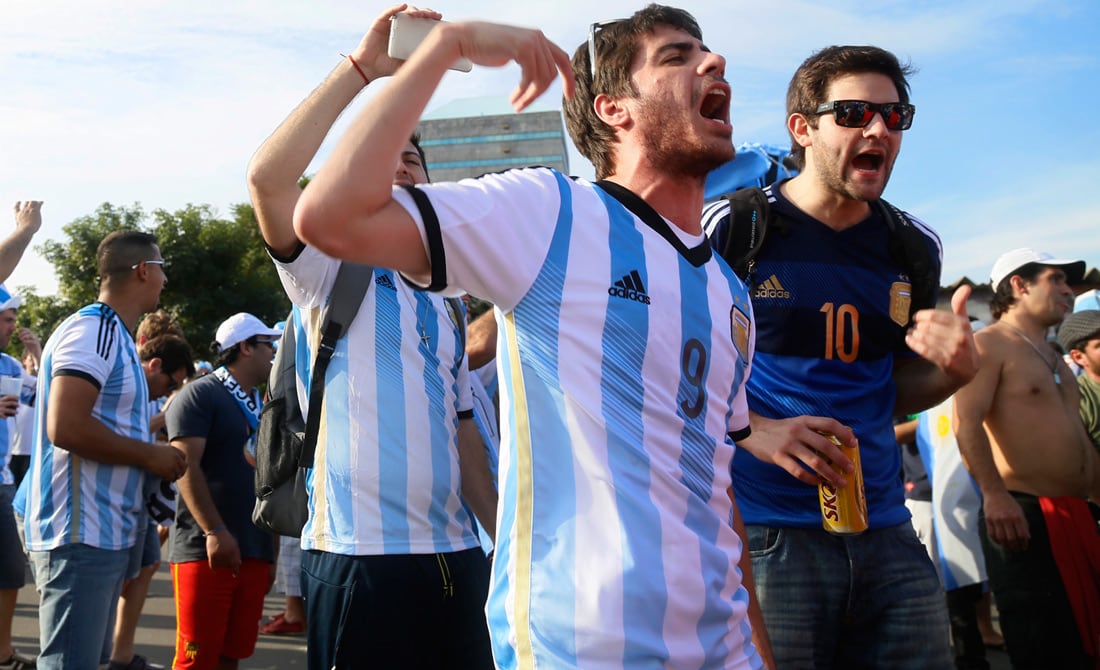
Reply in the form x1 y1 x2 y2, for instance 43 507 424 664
817 432 868 535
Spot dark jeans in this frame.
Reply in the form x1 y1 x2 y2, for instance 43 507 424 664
980 492 1091 670
302 547 493 670
747 522 952 669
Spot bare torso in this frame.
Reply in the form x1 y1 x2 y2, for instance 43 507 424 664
982 326 1095 497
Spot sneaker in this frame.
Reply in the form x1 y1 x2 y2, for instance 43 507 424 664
106 654 164 670
260 613 305 635
0 650 36 670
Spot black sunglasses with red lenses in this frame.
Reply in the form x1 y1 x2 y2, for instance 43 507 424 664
814 100 915 131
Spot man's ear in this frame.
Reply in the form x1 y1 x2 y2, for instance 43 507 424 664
1009 274 1030 297
594 92 631 129
788 113 812 151
1070 348 1088 367
144 357 163 375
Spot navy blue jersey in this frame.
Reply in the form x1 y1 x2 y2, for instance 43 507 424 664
704 182 942 529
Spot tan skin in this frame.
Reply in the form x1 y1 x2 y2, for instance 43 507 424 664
955 267 1100 552
1069 336 1100 384
0 201 43 284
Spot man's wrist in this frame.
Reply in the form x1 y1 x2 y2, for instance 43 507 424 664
204 524 227 537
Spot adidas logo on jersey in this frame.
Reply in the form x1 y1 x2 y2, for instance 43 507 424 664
376 273 396 290
608 270 651 305
754 275 791 299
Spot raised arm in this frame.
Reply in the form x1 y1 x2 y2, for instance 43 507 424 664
293 20 573 273
247 4 442 257
0 201 43 283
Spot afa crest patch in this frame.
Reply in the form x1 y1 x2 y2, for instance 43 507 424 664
889 281 912 326
730 305 751 362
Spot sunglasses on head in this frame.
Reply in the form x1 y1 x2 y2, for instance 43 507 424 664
814 100 915 131
588 19 625 80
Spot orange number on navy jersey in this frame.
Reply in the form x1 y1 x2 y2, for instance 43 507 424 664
820 302 860 363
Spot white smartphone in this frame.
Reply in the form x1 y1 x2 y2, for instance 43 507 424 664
388 14 473 73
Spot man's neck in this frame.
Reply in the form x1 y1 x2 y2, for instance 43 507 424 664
225 362 259 393
96 290 142 333
998 311 1053 342
603 168 707 235
781 174 872 232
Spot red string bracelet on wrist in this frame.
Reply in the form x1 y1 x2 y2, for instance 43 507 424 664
341 53 370 85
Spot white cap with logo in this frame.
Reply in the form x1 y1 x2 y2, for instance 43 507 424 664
214 313 283 353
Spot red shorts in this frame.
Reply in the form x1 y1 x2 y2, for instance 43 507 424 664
171 558 271 670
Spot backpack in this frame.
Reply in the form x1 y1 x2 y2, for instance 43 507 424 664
713 186 938 320
252 262 374 537
252 263 469 537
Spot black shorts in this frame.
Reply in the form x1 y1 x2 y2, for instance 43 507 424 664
980 492 1092 669
302 547 493 670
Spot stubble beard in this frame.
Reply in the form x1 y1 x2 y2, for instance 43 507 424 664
815 142 894 204
636 96 730 181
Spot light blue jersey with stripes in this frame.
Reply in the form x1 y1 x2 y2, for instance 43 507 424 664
272 246 478 556
21 303 151 551
0 353 34 485
394 168 762 669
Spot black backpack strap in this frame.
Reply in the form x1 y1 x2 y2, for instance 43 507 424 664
874 199 937 319
299 262 374 468
444 297 467 353
715 187 772 282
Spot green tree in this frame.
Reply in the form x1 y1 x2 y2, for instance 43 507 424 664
10 201 289 361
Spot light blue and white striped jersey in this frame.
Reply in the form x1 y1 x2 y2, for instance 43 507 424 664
21 302 151 551
0 353 34 485
394 168 761 670
272 246 478 555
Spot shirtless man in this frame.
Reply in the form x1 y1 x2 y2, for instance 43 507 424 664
954 247 1100 670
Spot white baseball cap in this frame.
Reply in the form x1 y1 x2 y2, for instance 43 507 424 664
989 248 1084 289
0 284 22 312
214 313 283 353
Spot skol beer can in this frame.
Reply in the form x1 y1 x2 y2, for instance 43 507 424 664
817 432 868 535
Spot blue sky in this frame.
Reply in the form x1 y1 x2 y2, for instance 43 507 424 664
1 0 1097 296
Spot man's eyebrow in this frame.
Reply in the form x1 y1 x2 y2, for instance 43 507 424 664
401 151 421 160
655 40 696 56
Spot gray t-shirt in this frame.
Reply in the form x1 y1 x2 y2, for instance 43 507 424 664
166 373 274 563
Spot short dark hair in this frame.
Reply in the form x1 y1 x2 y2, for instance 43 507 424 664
990 262 1045 320
563 4 701 179
97 230 159 279
409 132 431 183
139 334 195 379
211 335 264 368
786 45 914 169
